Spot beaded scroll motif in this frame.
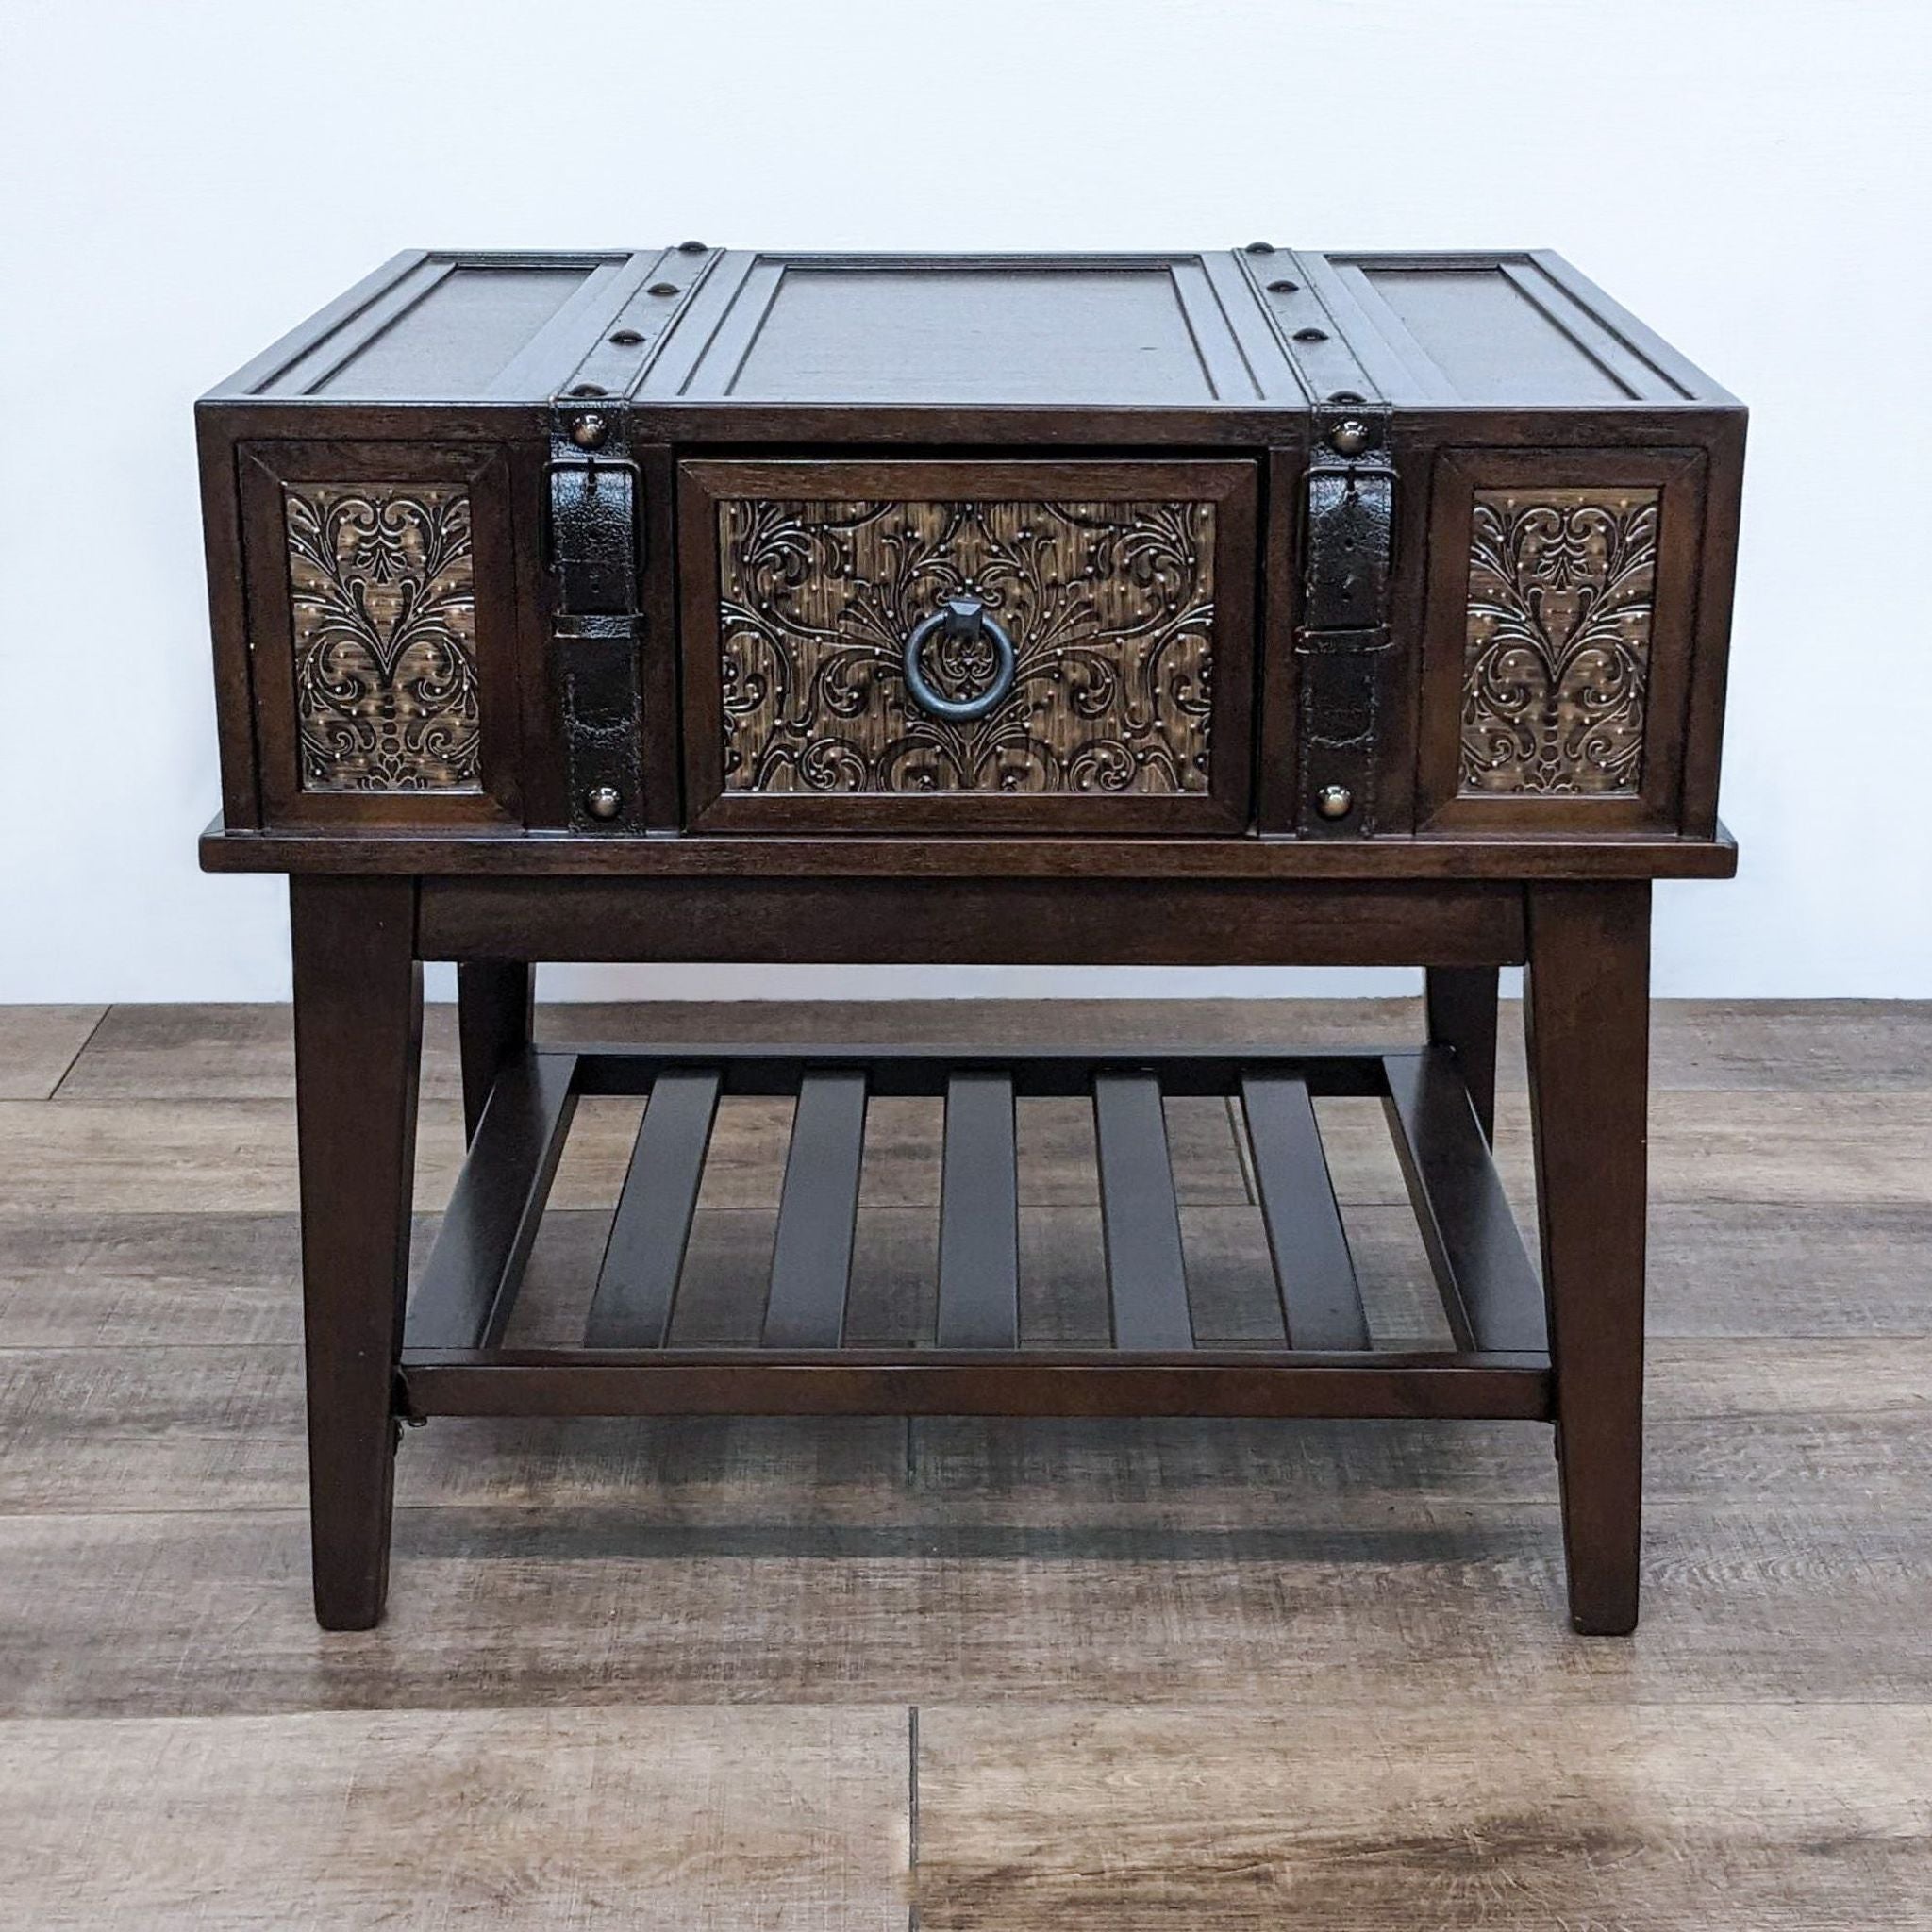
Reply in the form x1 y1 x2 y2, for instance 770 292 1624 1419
717 499 1216 794
1459 487 1659 795
283 484 482 792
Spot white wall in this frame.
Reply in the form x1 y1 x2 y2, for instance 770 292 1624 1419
3 0 1927 1002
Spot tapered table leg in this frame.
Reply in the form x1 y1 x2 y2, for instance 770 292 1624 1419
290 875 423 1630
1425 965 1500 1143
457 961 533 1141
1524 881 1650 1635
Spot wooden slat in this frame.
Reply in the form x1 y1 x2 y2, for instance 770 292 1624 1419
1381 1049 1548 1353
1240 1074 1370 1350
1092 1074 1193 1351
761 1071 867 1347
403 1050 578 1351
583 1070 721 1348
936 1073 1020 1348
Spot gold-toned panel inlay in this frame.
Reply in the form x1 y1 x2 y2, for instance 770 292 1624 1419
718 498 1216 794
1459 486 1658 796
284 484 482 793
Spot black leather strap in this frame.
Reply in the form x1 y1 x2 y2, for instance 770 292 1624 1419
549 459 638 614
548 407 645 830
1295 403 1397 836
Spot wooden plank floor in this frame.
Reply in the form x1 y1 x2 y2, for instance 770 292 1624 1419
1 997 1928 1928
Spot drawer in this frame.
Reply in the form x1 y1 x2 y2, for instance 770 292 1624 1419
676 460 1257 832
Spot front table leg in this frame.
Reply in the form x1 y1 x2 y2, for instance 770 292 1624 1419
1524 881 1651 1634
290 875 423 1629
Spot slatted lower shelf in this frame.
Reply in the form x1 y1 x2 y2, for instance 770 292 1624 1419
398 1041 1551 1423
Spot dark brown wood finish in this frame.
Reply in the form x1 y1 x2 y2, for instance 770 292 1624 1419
936 1073 1021 1350
1382 1048 1547 1354
197 245 1743 1634
403 1048 577 1352
455 960 531 1140
202 823 1740 881
1424 964 1500 1142
1239 1073 1370 1350
762 1071 869 1348
401 1353 1552 1421
416 876 1527 968
288 874 421 1630
1525 881 1653 1635
1093 1074 1194 1351
584 1068 721 1348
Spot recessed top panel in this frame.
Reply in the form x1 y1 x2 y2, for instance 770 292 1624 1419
676 257 1266 405
1322 255 1701 404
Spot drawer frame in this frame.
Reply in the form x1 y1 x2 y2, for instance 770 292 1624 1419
675 458 1259 834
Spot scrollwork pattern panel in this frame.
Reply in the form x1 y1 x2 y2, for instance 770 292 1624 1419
284 483 482 792
1459 486 1658 795
717 498 1217 794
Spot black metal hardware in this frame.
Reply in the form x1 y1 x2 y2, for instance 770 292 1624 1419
902 595 1018 723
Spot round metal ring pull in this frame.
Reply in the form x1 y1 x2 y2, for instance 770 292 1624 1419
902 596 1017 723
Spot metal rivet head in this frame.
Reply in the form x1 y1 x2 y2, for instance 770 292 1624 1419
1314 784 1355 821
569 412 609 450
1244 241 1274 254
1293 326 1328 344
648 281 679 296
1328 419 1373 456
608 328 644 346
567 382 608 398
1266 277 1300 294
677 239 707 253
583 785 624 821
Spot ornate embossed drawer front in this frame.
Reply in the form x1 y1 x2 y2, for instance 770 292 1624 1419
678 461 1257 831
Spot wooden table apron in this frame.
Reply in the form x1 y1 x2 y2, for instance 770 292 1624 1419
283 865 1654 1639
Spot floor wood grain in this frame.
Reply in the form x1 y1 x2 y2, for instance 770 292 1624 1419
0 1704 908 1930
1 997 1928 1926
0 1005 103 1101
916 1703 1932 1929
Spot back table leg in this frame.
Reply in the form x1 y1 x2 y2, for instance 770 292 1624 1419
291 876 423 1630
1524 881 1651 1635
457 961 533 1141
1424 966 1500 1143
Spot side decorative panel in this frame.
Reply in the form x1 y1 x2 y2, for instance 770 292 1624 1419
717 498 1216 796
1459 486 1658 796
283 483 482 792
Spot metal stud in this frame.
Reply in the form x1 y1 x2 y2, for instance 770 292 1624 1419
583 785 624 821
1328 419 1373 457
1314 784 1354 821
570 413 609 450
